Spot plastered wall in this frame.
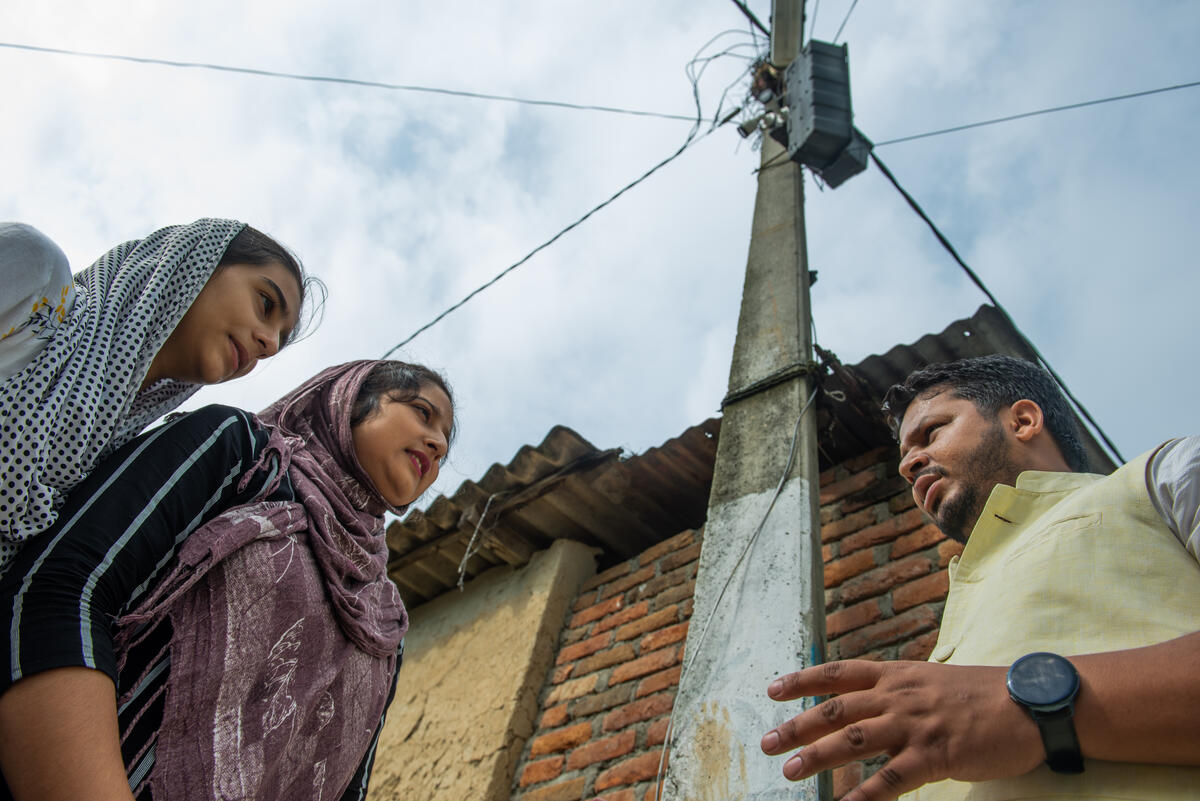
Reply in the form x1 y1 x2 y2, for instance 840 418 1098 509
368 539 596 801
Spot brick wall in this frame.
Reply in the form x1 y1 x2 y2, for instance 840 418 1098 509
819 445 962 793
512 445 962 800
511 529 699 801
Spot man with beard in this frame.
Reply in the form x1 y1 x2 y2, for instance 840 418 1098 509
759 355 1200 800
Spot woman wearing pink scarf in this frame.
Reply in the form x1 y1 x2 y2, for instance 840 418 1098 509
0 359 453 801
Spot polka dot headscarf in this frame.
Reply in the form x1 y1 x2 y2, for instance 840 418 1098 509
0 218 246 574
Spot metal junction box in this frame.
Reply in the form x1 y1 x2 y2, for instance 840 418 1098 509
784 40 870 187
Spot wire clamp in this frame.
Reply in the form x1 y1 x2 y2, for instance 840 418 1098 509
720 360 820 409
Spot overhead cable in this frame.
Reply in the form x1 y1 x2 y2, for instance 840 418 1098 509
832 0 861 43
876 79 1200 147
0 41 697 122
728 0 770 36
381 124 722 356
868 150 1125 464
808 0 822 44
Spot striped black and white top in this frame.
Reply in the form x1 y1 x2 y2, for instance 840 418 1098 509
0 405 395 801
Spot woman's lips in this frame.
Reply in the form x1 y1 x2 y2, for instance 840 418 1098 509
408 450 430 477
229 337 249 375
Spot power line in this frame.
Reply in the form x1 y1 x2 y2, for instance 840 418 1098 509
728 0 770 36
867 149 1125 464
876 79 1200 147
0 41 697 123
382 125 720 357
808 0 822 43
832 0 861 43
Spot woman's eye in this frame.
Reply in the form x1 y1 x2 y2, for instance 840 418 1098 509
260 292 275 314
414 404 431 421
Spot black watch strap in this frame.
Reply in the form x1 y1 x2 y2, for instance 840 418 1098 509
1033 707 1085 774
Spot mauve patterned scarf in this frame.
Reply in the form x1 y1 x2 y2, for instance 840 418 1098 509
116 361 408 801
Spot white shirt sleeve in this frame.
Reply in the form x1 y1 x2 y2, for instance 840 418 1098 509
0 222 75 380
1146 436 1200 564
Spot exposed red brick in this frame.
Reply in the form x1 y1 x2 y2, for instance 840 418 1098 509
603 692 675 732
545 674 599 706
646 716 671 746
890 523 946 559
653 579 695 610
610 646 679 686
571 595 624 629
582 560 634 592
842 475 909 513
820 505 839 525
890 491 917 513
636 665 681 698
520 755 565 787
551 664 573 684
821 508 880 544
540 703 568 729
899 628 940 662
826 599 882 638
615 606 679 642
840 554 931 605
639 530 695 566
600 565 657 600
844 446 892 474
840 508 926 554
681 598 693 619
892 571 949 612
597 790 637 801
520 776 587 801
567 729 637 770
573 589 600 612
529 721 593 756
819 465 841 487
822 543 833 562
631 565 693 603
642 785 663 801
824 548 876 588
820 468 879 505
576 643 637 676
570 684 633 719
836 606 940 659
659 542 702 573
833 761 864 799
595 601 650 635
558 631 614 665
938 539 964 567
595 750 664 791
564 627 590 645
641 621 688 652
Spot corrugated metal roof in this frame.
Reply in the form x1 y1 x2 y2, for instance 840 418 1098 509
387 304 1114 605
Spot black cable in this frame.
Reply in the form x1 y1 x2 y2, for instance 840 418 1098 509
728 0 770 36
0 41 697 123
832 0 861 43
381 127 718 356
808 0 822 44
876 79 1200 147
868 149 1126 464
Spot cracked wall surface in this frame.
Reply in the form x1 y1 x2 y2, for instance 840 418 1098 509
368 540 596 800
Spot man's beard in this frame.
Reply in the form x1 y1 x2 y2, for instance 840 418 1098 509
935 422 1013 544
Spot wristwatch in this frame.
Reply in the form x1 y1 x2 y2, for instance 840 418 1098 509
1006 652 1084 774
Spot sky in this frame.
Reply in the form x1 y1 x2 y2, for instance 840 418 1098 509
2 1 1198 510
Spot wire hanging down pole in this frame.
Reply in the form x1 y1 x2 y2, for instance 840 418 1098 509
868 150 1125 464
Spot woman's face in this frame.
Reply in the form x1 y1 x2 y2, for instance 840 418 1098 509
351 383 454 507
146 261 302 387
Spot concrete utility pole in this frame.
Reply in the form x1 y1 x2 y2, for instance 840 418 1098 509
661 0 828 799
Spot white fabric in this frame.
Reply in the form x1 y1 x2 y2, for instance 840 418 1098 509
1147 435 1200 562
0 223 76 380
0 218 245 574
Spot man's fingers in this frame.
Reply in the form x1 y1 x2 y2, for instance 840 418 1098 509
761 688 882 754
838 754 928 801
776 714 895 781
767 659 886 702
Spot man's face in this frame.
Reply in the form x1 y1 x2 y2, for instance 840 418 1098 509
896 390 1019 543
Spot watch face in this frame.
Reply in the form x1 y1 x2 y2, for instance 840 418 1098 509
1008 652 1079 707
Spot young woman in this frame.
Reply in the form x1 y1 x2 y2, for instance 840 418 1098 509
0 219 316 574
0 359 454 801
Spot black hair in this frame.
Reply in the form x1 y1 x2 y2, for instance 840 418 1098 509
881 354 1088 472
350 361 456 448
217 224 327 346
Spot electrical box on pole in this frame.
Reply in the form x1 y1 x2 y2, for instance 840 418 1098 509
782 40 871 187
